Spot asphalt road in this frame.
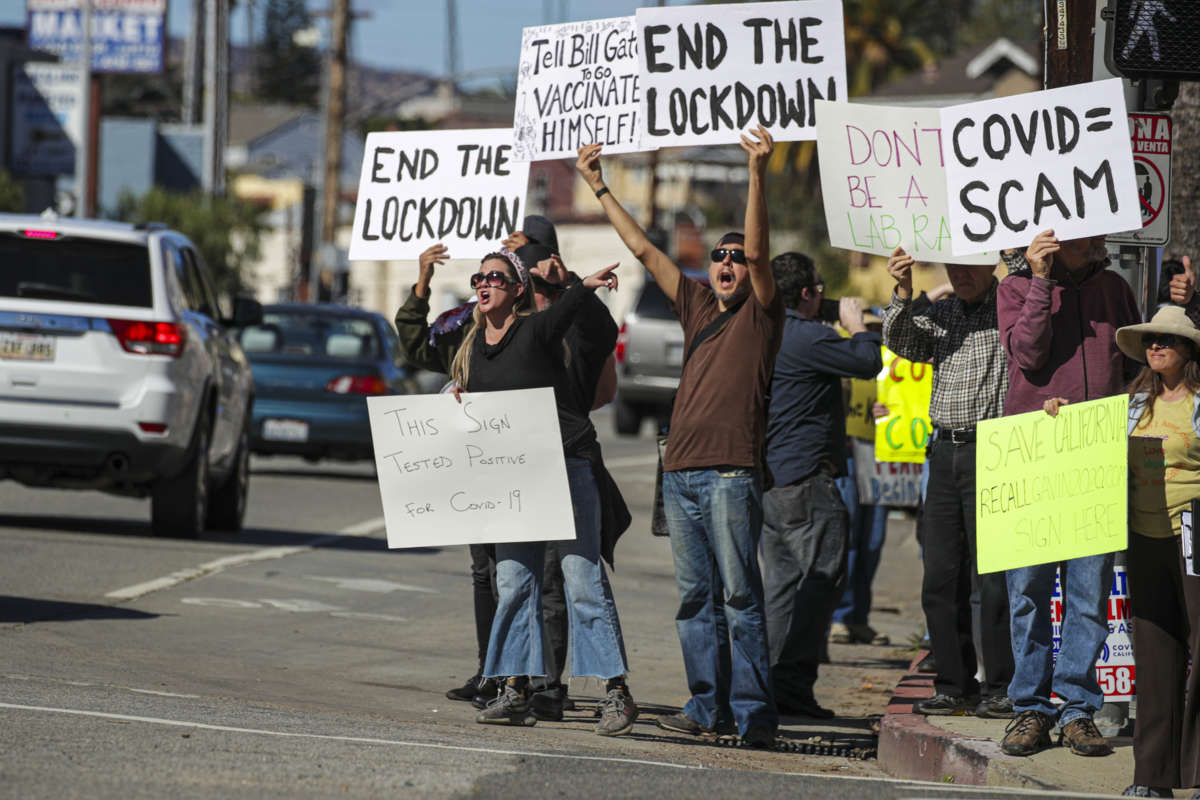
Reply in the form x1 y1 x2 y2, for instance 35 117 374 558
0 408 1106 799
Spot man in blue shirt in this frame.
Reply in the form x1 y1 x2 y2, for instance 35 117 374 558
762 252 883 718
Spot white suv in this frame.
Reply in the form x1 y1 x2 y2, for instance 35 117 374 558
0 213 261 537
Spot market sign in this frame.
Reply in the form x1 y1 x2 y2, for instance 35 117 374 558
1107 112 1172 247
26 0 167 75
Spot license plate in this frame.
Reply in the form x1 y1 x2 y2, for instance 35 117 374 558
262 419 309 442
666 342 683 367
0 332 55 362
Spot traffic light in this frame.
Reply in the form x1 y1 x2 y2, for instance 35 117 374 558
1106 0 1200 81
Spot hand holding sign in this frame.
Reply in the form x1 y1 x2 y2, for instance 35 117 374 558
886 246 915 299
1025 229 1059 279
576 144 606 194
740 124 774 175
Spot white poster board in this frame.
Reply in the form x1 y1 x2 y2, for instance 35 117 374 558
816 100 996 265
9 63 85 176
636 0 846 148
852 438 923 508
513 16 644 161
367 388 575 549
941 78 1140 256
349 129 530 262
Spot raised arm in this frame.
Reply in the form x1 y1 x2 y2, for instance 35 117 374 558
740 125 776 308
881 247 941 363
576 144 681 303
998 230 1059 371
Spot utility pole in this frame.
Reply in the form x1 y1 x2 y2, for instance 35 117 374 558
645 0 664 239
74 0 92 217
446 0 459 80
320 0 349 251
202 0 229 195
1044 0 1098 89
183 0 204 125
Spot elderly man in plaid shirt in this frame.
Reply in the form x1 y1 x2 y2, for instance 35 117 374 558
881 247 1015 719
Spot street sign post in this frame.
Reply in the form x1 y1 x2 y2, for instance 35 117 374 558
25 0 167 75
1108 112 1171 246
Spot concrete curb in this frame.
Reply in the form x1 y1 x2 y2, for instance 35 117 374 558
877 652 1060 790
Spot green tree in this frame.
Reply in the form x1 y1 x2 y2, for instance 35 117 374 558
0 170 25 213
116 188 268 299
256 0 321 107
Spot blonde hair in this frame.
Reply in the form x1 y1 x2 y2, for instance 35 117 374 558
450 254 534 388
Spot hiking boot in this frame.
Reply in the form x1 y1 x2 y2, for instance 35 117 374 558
975 695 1015 719
475 681 537 726
777 693 835 719
1120 786 1173 797
656 711 715 738
1059 717 1113 756
741 726 776 749
446 674 486 702
913 693 978 716
1001 710 1053 756
595 686 639 736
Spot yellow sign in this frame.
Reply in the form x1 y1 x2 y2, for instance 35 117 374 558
846 377 876 440
875 347 933 463
975 394 1128 574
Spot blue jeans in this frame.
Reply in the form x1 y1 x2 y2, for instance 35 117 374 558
483 458 629 680
1006 553 1114 725
664 467 776 735
833 455 889 626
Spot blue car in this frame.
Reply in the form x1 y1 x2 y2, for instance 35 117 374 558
239 304 419 461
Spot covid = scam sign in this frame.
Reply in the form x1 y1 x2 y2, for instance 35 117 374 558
874 347 933 464
635 0 847 148
26 0 166 74
974 394 1128 574
349 129 530 262
942 78 1141 256
816 100 996 265
512 16 645 161
367 388 574 549
1108 113 1172 247
1051 566 1135 701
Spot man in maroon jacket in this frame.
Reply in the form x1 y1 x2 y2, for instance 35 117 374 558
996 230 1192 759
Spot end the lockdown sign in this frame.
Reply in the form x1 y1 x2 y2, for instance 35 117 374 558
349 129 530 262
975 395 1128 574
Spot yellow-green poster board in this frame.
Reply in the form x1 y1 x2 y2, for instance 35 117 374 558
846 377 876 441
875 347 933 463
975 394 1128 574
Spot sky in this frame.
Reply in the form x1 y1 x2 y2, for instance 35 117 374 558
1 1 694 79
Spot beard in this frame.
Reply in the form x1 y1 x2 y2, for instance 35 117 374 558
714 280 750 304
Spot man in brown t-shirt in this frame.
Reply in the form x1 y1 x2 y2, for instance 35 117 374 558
575 127 783 747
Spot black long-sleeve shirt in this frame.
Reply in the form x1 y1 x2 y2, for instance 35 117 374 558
766 310 882 487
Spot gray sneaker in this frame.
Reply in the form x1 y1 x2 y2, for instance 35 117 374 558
596 687 639 736
476 682 537 726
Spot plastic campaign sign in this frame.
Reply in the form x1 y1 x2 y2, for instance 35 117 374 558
9 63 84 176
874 346 933 464
974 394 1128 574
1107 113 1172 247
1050 566 1135 701
853 438 923 507
349 129 530 262
513 16 645 161
26 0 166 74
941 79 1141 256
816 100 996 265
367 388 575 549
635 0 847 148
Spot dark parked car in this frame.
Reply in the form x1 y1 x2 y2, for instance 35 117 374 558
238 304 419 461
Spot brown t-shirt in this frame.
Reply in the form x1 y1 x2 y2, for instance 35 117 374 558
664 275 784 472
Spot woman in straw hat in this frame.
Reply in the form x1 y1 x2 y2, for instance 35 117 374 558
1048 304 1200 798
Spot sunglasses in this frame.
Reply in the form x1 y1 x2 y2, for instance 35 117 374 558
469 270 515 290
711 248 748 265
1142 333 1181 350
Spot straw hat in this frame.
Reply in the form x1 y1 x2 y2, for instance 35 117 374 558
1115 305 1200 363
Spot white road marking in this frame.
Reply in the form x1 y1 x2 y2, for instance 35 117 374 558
602 454 659 469
104 516 385 602
330 611 409 623
0 701 702 772
257 599 343 613
307 576 437 594
127 688 201 699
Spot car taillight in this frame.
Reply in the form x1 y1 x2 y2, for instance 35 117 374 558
325 375 388 395
615 322 627 364
107 319 186 357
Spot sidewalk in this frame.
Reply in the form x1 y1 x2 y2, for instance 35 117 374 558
878 652 1144 794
